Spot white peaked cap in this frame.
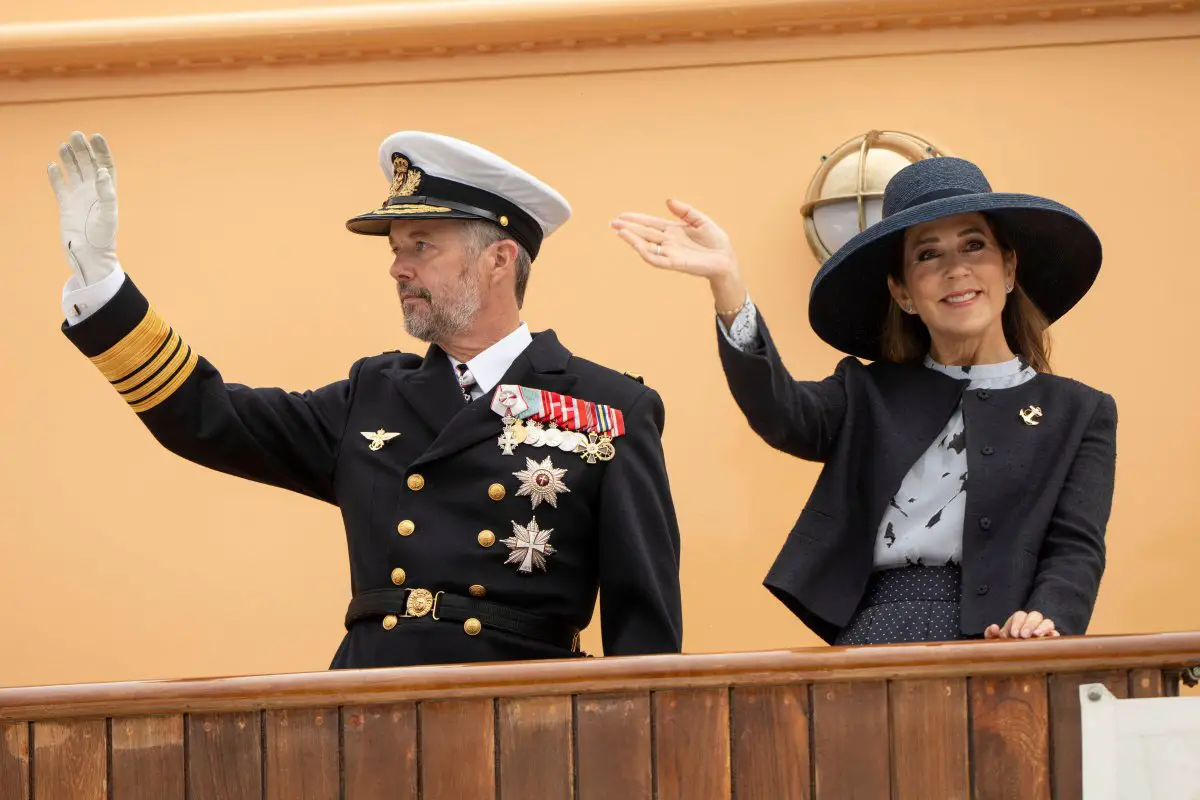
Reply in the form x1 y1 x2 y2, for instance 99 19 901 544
347 131 571 260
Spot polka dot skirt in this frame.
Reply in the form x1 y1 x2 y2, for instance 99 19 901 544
834 565 969 646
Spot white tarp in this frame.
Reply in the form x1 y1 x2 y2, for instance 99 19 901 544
1081 683 1200 799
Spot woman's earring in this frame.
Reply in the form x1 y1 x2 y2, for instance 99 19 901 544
1005 284 1014 294
906 304 916 314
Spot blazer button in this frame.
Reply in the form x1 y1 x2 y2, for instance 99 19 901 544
979 517 992 530
488 483 506 501
406 474 425 492
976 584 990 596
981 446 995 456
478 530 496 547
396 520 415 537
977 390 991 400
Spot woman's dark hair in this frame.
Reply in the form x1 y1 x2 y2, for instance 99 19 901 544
880 213 1052 373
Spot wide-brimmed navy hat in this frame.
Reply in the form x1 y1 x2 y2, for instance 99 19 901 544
809 157 1102 361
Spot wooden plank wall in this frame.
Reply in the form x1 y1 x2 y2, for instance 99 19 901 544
1 669 1173 799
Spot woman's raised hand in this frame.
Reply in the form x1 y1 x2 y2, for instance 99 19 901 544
612 199 747 316
611 199 739 281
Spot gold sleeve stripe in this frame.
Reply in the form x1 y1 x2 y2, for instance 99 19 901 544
89 307 199 413
121 337 190 405
90 308 171 384
130 346 198 413
112 331 183 394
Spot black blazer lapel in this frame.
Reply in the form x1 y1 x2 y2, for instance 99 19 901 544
865 364 968 533
410 330 579 468
383 343 465 437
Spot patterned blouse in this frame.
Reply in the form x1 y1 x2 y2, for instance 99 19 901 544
720 296 1036 571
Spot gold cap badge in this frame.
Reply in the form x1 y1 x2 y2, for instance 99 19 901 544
389 153 424 199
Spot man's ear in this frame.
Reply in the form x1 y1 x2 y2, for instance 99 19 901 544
487 238 520 287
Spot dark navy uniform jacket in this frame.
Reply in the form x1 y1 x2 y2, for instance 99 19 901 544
64 276 683 667
718 312 1116 643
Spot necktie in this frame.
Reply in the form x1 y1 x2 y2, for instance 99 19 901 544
455 363 477 404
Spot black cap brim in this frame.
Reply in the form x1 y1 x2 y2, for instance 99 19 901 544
347 203 485 236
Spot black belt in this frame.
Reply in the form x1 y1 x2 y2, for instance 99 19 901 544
345 588 581 652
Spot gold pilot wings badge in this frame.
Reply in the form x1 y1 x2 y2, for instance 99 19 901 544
361 429 401 451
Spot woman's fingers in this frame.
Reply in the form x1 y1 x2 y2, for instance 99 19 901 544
612 212 672 231
988 613 1059 641
1031 617 1057 638
615 228 672 269
1017 611 1045 639
611 219 667 245
667 198 713 228
613 202 738 279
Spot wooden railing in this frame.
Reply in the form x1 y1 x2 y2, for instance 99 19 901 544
1 632 1197 799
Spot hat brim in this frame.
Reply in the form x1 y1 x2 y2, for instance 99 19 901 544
808 193 1102 361
346 204 482 236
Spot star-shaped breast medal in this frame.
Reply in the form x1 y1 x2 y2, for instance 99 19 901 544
502 518 555 573
512 456 570 509
361 429 400 451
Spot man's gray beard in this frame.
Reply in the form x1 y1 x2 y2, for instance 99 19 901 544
402 268 483 343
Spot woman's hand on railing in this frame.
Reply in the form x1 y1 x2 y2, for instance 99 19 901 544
985 610 1060 640
611 200 747 318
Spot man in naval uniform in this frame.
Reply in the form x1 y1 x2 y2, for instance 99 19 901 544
49 130 683 667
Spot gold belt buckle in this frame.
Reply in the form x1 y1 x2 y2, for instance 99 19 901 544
403 588 444 619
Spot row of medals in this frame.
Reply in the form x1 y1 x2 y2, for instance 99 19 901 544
500 417 615 463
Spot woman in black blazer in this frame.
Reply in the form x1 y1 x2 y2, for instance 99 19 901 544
613 157 1116 645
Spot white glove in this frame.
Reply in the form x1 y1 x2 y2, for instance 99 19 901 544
48 132 120 287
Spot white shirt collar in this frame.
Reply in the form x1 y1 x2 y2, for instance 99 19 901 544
447 323 533 397
923 353 1037 391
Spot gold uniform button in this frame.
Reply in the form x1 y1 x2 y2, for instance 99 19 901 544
396 520 415 537
407 474 425 492
464 618 482 636
499 215 509 227
390 568 406 586
469 584 487 597
477 530 496 547
382 614 398 630
488 483 506 501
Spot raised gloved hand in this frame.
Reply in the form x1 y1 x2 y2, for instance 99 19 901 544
48 132 120 287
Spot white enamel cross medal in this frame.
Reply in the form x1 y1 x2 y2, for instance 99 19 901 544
491 385 530 456
498 417 520 455
502 517 555 573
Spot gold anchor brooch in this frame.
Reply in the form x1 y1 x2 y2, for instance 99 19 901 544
1019 406 1043 426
